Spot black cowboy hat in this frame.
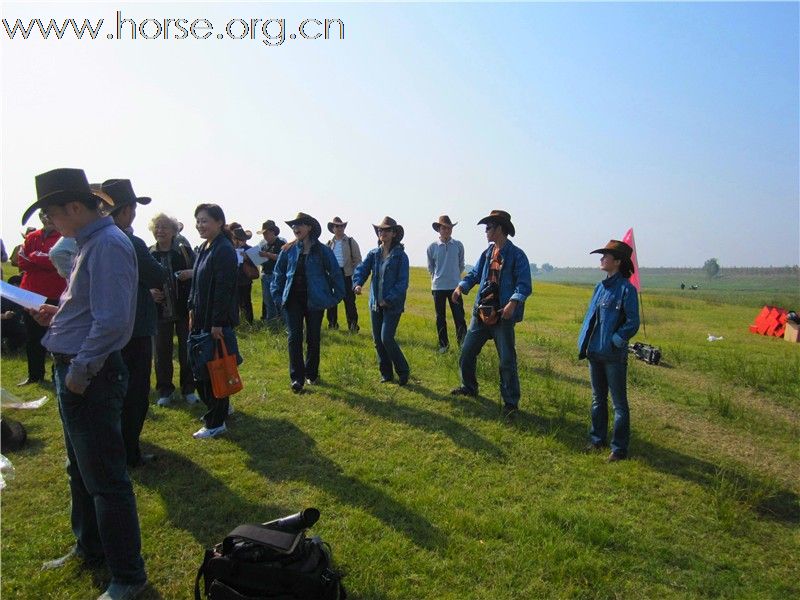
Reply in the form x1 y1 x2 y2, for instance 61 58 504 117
477 209 515 237
228 222 253 241
327 216 348 234
590 240 635 274
22 168 97 224
432 215 458 232
373 216 404 243
99 179 152 214
258 220 280 236
285 212 322 239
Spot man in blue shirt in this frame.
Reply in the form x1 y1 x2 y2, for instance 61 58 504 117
427 215 466 352
26 168 147 600
451 210 532 419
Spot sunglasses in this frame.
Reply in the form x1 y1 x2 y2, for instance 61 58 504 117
377 227 393 233
485 223 498 232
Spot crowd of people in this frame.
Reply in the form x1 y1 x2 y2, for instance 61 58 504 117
3 167 639 600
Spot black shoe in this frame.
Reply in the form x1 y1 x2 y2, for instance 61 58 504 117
348 323 360 333
450 386 476 397
42 546 104 570
398 374 409 386
306 377 319 386
291 381 304 393
129 453 157 468
607 451 627 463
328 323 339 330
583 442 606 453
380 375 393 383
17 377 42 387
501 404 518 419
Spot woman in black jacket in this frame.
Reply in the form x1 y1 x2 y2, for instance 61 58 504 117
188 204 239 439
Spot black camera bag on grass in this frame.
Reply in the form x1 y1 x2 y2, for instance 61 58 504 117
195 514 345 600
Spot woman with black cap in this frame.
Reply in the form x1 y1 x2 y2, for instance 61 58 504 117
577 240 640 462
353 217 411 385
271 213 345 393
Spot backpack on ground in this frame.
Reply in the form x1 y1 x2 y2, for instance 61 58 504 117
1 417 27 453
195 508 346 600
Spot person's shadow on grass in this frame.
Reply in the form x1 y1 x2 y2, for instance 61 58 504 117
231 413 446 551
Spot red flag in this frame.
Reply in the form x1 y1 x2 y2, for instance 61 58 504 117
622 228 641 292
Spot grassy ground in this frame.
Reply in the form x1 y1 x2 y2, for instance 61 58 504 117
2 267 798 599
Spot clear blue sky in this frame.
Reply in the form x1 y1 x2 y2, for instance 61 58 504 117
2 1 798 268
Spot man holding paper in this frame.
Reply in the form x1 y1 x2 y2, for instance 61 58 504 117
24 168 147 600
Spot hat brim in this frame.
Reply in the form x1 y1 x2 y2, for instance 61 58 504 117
477 215 515 237
258 226 280 235
374 224 404 243
327 221 348 234
432 221 457 232
21 189 98 225
286 217 322 239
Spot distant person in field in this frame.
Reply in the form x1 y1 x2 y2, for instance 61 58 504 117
271 212 345 393
229 222 255 325
353 216 411 385
326 216 363 333
451 210 532 420
577 240 640 462
256 220 285 324
427 215 467 353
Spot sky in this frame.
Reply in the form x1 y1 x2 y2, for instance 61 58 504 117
1 1 798 268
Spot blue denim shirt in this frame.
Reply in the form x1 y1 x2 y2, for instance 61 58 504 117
353 244 409 314
271 241 346 311
577 273 640 360
458 240 532 323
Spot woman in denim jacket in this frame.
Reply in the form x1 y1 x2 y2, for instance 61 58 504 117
271 212 345 393
577 240 640 461
353 217 410 385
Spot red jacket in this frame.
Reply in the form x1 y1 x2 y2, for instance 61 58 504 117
18 228 67 299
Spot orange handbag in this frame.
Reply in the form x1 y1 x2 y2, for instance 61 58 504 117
207 338 244 398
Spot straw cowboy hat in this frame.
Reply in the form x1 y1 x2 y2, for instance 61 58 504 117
327 216 348 234
432 215 458 232
590 240 635 274
373 216 404 243
477 209 515 237
285 212 322 239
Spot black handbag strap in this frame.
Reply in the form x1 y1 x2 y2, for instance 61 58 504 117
225 525 303 554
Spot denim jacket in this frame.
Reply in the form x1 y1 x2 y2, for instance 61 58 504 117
352 244 409 314
577 273 640 360
458 240 532 323
271 241 346 311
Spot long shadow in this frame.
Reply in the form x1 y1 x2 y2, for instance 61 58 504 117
133 444 288 546
325 382 505 460
231 413 446 551
516 411 799 524
414 383 505 421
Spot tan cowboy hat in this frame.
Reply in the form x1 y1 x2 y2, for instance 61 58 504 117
285 212 322 239
258 220 280 235
432 215 458 232
373 216 404 243
327 216 348 234
477 209 515 237
590 239 635 274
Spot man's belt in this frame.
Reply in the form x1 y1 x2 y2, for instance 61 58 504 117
51 352 76 365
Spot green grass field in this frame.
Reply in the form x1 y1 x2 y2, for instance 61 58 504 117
2 267 799 599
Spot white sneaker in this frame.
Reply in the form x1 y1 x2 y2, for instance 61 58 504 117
156 396 172 407
192 424 227 439
184 392 200 405
227 402 235 415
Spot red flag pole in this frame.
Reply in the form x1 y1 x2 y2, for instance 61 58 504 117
622 228 646 337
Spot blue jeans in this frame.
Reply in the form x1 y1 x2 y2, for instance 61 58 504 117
54 351 146 586
370 307 409 380
459 315 520 407
588 354 630 455
261 273 279 322
282 300 324 382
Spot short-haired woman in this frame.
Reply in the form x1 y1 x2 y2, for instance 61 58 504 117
271 213 345 393
353 217 410 385
577 240 640 462
188 204 240 438
148 213 197 407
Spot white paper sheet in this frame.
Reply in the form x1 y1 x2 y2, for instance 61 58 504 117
245 245 268 266
0 280 47 310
